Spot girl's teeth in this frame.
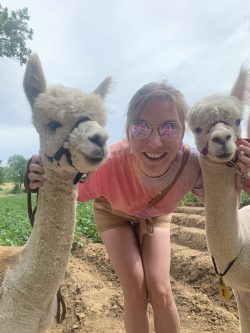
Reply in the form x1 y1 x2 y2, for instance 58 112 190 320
145 152 164 159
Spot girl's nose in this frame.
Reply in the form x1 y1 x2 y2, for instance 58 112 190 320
147 128 163 147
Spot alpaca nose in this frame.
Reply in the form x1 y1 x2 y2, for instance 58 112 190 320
212 134 232 145
88 132 109 148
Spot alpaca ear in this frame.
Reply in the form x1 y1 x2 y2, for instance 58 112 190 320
23 53 47 107
230 62 250 102
92 76 112 99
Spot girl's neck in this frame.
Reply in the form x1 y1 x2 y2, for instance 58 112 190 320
136 150 182 179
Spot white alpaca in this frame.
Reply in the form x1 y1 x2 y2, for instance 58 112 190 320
188 65 250 333
0 54 111 333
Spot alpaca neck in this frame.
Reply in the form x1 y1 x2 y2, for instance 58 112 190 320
4 168 77 307
199 156 243 270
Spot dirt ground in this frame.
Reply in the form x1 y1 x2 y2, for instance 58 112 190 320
51 206 240 333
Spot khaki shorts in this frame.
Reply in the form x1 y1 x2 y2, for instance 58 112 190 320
93 197 171 245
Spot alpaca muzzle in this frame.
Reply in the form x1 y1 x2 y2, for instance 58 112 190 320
45 116 92 164
201 121 236 160
45 116 95 184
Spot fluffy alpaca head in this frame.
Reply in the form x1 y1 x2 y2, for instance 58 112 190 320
188 64 249 163
23 54 111 173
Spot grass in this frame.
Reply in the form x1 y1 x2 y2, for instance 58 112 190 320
75 201 101 245
0 190 249 247
240 190 250 207
0 194 32 246
0 193 99 246
179 192 200 206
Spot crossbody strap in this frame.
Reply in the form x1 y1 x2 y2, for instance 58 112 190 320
147 145 190 208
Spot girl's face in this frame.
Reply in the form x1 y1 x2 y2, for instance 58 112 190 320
129 98 183 177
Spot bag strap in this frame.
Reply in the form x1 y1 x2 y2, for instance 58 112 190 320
147 145 190 208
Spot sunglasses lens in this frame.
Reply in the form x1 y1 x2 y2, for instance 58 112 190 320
159 122 181 140
130 120 181 141
130 121 151 139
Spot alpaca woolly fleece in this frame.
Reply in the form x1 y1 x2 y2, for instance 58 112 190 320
188 63 250 333
188 93 243 155
0 53 111 333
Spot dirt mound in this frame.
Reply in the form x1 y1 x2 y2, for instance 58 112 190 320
51 207 240 333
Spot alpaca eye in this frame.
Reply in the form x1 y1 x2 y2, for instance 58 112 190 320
47 121 62 132
194 127 202 134
235 119 241 126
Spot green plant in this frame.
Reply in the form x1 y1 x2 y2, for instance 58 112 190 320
0 194 101 247
9 183 24 194
0 194 32 246
1 191 249 247
76 201 101 244
179 192 200 206
240 191 250 208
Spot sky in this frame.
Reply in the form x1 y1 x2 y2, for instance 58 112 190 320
1 0 250 165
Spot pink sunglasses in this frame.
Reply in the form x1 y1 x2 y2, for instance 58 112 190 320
129 120 182 141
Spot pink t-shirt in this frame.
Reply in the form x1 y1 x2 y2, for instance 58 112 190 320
77 140 203 218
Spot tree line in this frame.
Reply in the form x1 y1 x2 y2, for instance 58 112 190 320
0 155 27 191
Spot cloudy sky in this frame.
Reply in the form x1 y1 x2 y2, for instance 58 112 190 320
1 0 250 165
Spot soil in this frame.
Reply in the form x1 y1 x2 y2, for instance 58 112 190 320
51 206 240 333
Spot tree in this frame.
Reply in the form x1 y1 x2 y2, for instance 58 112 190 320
0 4 33 65
0 160 4 184
7 155 27 189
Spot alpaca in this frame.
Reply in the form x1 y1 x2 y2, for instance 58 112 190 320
0 54 111 333
188 64 250 333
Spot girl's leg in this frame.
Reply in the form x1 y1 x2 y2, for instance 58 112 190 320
141 227 180 333
101 225 149 333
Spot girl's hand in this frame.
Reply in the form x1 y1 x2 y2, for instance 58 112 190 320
236 139 250 194
28 154 46 190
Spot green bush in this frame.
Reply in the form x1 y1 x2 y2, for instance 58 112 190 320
1 191 250 247
0 194 101 246
76 201 101 244
0 194 32 246
9 184 24 194
240 191 250 208
179 192 200 206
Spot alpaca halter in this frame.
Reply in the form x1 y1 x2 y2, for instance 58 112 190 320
44 116 92 184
